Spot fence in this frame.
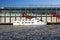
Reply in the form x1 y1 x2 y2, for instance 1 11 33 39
0 15 60 23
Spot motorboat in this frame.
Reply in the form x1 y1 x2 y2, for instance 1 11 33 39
13 12 47 25
13 17 47 25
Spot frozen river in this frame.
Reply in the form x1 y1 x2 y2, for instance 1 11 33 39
0 25 60 40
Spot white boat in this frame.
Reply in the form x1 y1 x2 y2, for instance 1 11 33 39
13 17 47 25
13 12 47 25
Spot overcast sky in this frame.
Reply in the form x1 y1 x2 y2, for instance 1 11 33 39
0 0 60 7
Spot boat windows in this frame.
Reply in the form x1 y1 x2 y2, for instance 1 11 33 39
22 22 24 24
37 21 39 22
40 19 42 21
32 22 34 23
25 22 27 23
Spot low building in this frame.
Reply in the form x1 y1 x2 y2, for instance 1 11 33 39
0 6 60 23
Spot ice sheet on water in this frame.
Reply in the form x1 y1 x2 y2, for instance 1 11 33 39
0 25 60 40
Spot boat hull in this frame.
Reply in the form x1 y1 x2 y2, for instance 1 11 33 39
13 23 47 25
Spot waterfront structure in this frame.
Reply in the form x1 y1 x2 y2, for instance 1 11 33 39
0 6 60 23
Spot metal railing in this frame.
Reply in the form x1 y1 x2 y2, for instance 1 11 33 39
0 15 59 23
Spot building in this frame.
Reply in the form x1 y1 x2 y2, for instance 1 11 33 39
0 6 60 23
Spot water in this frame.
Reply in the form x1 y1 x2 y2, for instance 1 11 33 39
0 25 60 40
